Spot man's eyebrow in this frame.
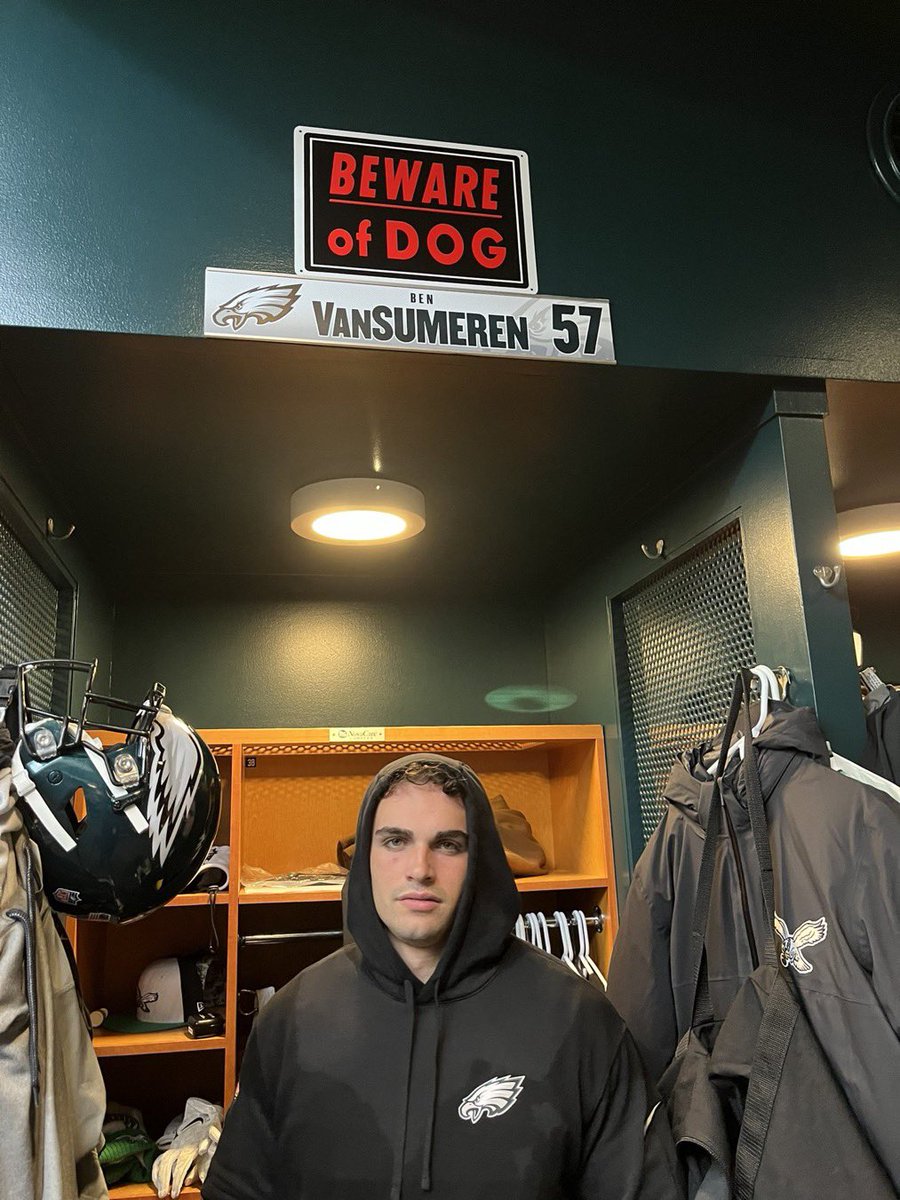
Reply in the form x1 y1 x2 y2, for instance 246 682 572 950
374 825 411 839
433 829 468 843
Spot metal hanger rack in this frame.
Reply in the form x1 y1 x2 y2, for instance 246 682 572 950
240 930 344 946
550 908 604 932
239 907 604 947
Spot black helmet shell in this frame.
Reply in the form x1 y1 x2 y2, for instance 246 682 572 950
13 709 220 922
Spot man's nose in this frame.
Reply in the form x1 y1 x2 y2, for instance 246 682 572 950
406 844 434 883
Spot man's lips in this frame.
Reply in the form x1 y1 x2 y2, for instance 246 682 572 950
397 893 441 911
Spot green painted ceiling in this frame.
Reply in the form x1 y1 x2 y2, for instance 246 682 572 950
0 326 791 599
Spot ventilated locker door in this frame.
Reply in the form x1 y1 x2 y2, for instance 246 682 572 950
0 511 72 709
614 520 756 850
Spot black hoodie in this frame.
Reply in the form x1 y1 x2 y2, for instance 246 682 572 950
606 703 900 1190
204 753 682 1200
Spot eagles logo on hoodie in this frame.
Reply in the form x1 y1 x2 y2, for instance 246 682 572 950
458 1076 525 1124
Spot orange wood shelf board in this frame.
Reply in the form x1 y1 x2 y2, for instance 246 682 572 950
109 1186 201 1200
237 872 607 904
168 890 229 907
515 872 608 892
93 1029 227 1057
239 884 344 903
197 723 604 746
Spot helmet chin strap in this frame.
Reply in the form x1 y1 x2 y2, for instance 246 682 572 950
207 887 220 955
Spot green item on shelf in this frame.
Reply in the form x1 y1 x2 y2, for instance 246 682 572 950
99 1103 157 1186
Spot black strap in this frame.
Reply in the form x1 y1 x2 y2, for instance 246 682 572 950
733 967 799 1199
732 669 793 1195
686 673 745 1025
737 669 777 967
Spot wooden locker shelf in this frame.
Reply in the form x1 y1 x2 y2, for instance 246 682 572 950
92 1029 227 1057
237 870 608 904
109 1186 201 1200
168 890 230 907
239 884 342 903
515 870 609 892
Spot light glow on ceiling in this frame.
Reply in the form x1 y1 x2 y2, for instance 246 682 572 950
837 504 900 559
484 685 578 713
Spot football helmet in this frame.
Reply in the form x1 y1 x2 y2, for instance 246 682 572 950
3 659 220 923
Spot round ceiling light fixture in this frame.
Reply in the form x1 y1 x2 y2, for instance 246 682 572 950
837 503 900 558
290 478 426 545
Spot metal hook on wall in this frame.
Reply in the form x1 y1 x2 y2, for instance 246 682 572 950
813 563 842 589
45 517 75 541
640 539 665 560
772 665 791 700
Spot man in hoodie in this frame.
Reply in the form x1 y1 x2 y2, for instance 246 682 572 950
203 753 682 1200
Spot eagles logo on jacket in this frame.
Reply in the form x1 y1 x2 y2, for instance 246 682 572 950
606 701 900 1193
204 753 681 1200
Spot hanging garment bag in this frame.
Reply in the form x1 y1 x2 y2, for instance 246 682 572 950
661 670 895 1199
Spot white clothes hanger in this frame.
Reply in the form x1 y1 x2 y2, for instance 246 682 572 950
525 912 541 948
827 743 900 805
710 664 778 777
553 909 582 976
751 664 781 703
535 911 553 954
573 908 607 989
572 906 588 963
514 914 527 942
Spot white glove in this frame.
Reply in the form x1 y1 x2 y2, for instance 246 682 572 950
197 1121 221 1183
152 1098 223 1198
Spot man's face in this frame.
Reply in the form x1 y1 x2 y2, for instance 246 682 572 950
370 781 469 957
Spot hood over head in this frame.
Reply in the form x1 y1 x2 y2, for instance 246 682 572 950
346 752 520 1004
665 699 830 825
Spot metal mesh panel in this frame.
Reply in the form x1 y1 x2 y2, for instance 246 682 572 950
618 521 756 843
0 513 61 709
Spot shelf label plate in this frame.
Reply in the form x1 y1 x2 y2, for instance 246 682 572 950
329 726 386 743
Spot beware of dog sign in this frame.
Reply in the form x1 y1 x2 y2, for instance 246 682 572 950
294 127 537 293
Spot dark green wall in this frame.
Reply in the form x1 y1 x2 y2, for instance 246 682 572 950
545 396 863 891
110 582 551 730
0 354 115 685
1 1 898 379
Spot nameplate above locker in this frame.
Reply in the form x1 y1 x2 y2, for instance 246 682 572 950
203 268 615 365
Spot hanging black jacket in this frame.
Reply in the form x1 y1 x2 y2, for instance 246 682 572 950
204 753 682 1200
606 703 900 1190
862 683 900 784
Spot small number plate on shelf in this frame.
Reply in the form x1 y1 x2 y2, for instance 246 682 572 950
244 755 256 768
328 727 385 743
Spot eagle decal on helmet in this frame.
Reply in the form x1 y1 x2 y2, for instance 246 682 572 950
458 1075 525 1124
145 712 204 867
212 283 302 330
774 912 828 974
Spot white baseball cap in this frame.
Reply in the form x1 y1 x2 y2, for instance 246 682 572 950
103 952 223 1033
